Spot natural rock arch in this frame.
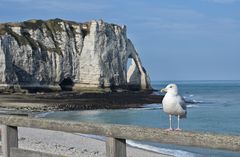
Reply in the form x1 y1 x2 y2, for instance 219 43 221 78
127 57 140 90
0 19 151 92
126 53 150 90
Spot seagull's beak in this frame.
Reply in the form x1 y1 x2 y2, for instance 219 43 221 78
160 88 167 93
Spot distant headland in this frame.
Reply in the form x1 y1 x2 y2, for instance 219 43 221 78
0 18 151 93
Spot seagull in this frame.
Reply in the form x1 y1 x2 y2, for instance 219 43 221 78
161 84 187 131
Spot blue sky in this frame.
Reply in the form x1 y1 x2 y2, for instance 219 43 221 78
0 0 240 80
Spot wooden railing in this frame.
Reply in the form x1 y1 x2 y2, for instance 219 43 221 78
0 115 240 157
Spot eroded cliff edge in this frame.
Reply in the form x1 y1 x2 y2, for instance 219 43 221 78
0 19 151 92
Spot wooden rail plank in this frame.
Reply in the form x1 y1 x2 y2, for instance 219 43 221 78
2 125 18 157
0 115 239 152
106 137 126 157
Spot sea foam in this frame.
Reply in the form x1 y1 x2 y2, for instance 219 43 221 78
78 134 200 157
127 140 200 157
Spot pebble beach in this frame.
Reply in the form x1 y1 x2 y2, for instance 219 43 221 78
10 127 172 157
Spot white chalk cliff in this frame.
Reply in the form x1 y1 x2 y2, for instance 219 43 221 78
0 19 151 91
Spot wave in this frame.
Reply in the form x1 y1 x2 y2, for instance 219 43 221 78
34 111 55 118
184 96 204 104
142 104 162 110
143 104 200 110
78 133 105 141
127 140 200 157
182 93 205 104
74 110 105 116
187 104 200 108
128 108 162 111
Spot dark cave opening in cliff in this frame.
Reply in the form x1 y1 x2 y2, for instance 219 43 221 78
59 77 74 91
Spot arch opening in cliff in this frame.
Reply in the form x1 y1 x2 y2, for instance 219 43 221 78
126 57 141 91
59 77 74 91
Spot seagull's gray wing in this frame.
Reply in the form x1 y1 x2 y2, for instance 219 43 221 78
178 95 186 110
177 95 187 118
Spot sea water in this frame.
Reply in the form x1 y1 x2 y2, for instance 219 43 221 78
39 80 240 157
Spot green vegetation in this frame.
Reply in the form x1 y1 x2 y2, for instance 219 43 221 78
45 19 64 34
37 41 48 52
23 19 45 30
22 31 39 50
80 23 90 38
1 25 29 46
0 18 93 55
0 19 67 55
0 25 39 51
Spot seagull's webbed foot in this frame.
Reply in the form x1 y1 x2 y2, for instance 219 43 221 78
175 128 182 131
165 128 174 131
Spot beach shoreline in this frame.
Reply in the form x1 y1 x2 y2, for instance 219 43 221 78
0 91 163 112
0 91 168 156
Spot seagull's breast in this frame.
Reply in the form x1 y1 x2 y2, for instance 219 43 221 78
162 93 186 116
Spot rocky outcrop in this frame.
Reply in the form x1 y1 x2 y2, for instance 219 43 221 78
0 19 151 92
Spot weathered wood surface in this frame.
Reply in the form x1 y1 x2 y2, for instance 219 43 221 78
0 111 29 117
2 125 18 157
10 147 67 157
106 137 126 157
0 115 239 152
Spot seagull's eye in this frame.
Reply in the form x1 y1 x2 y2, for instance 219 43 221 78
169 86 172 88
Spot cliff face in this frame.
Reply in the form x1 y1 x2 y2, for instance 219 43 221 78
0 19 151 91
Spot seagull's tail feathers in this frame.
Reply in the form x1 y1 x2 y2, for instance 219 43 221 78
180 111 187 119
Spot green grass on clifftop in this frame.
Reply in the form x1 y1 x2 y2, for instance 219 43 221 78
0 18 90 55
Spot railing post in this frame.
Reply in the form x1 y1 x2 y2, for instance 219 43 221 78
2 125 18 157
106 137 126 157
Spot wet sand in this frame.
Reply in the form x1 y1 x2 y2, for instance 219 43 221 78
0 91 163 111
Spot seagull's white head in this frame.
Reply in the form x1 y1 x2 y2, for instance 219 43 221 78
160 84 178 95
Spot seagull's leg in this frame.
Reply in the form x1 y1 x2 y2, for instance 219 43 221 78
175 115 182 131
165 115 173 131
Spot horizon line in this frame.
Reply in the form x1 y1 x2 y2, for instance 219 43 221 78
151 79 240 82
